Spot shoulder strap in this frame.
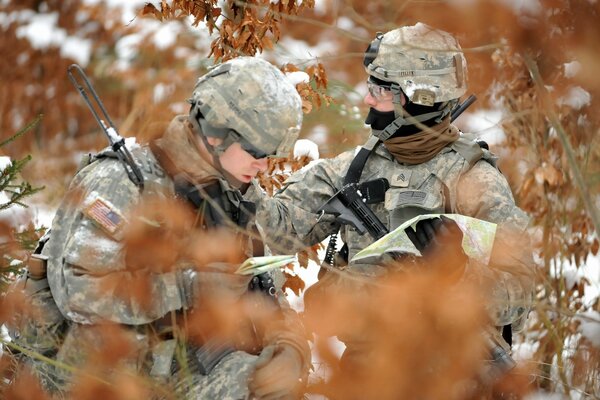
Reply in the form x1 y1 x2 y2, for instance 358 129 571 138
343 135 381 185
451 133 499 169
174 180 255 230
450 135 484 168
175 180 226 228
441 133 500 212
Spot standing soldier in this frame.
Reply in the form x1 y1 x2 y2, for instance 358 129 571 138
254 23 535 394
7 56 310 399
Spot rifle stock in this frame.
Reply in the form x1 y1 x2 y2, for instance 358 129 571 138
319 183 389 240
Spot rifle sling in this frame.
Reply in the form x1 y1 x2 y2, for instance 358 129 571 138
343 135 381 185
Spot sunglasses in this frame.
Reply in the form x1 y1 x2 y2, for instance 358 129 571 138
367 80 392 101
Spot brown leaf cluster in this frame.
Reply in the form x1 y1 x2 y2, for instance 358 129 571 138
490 45 599 267
63 324 154 400
257 153 313 196
2 365 50 400
282 63 332 114
0 2 137 154
100 196 245 311
0 283 34 331
123 196 196 273
143 0 314 61
69 372 151 400
303 269 515 400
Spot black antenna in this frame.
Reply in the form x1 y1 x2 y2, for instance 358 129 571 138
67 64 144 189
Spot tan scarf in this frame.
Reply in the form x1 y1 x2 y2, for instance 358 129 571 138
150 115 222 186
383 118 459 165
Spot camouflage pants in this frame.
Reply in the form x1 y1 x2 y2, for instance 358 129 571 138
174 351 258 400
15 322 259 400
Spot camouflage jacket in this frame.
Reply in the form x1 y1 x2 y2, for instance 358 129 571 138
255 132 535 331
44 144 188 324
42 116 310 373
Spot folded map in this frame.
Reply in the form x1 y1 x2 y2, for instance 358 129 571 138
351 214 497 265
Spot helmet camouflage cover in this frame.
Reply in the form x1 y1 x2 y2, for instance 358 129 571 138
364 23 467 105
190 57 302 158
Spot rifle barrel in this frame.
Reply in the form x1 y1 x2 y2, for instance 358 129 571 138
450 94 477 122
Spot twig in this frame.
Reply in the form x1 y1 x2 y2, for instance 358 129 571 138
524 55 600 236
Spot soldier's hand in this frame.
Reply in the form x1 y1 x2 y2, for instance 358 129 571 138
404 215 467 278
248 343 304 400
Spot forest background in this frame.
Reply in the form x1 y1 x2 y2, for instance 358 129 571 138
0 0 599 399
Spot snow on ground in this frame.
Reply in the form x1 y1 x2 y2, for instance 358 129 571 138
0 325 9 358
550 253 600 309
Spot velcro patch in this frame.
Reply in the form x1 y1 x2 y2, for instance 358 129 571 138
391 170 412 187
83 197 125 236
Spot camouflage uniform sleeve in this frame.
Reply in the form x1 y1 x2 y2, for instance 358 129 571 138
456 160 535 331
253 153 355 255
46 159 188 325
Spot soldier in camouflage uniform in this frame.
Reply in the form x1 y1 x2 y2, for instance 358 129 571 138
7 57 311 399
253 23 535 386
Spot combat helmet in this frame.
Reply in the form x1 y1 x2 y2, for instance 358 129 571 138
363 23 467 140
189 57 302 159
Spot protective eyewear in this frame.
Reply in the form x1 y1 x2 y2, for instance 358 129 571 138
238 135 269 159
367 80 392 101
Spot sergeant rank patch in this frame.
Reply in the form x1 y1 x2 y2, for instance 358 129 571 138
84 197 125 236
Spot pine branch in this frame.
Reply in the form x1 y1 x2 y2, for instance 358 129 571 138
0 114 42 148
0 116 45 211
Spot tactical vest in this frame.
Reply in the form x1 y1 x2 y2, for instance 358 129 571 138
385 134 497 229
336 134 497 264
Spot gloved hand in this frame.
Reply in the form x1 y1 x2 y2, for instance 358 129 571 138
192 263 253 304
404 215 468 279
248 343 305 400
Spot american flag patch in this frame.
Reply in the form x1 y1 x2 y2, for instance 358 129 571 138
84 197 124 235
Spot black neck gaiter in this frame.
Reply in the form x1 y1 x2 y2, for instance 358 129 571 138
364 108 395 131
365 103 442 138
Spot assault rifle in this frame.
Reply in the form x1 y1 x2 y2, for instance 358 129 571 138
318 178 390 241
450 94 477 122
